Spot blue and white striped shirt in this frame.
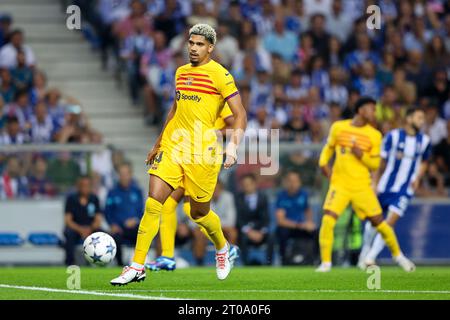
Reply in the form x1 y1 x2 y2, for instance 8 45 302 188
377 128 431 197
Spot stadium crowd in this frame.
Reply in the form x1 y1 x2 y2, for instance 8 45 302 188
0 12 119 199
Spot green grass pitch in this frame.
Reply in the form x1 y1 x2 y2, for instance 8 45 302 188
0 266 449 300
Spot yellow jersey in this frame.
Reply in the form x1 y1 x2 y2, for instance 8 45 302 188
161 60 238 155
214 103 233 130
319 119 382 188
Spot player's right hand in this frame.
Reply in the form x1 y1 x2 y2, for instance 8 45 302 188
145 147 159 166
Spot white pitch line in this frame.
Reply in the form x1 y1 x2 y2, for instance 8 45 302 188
0 284 186 300
103 289 450 295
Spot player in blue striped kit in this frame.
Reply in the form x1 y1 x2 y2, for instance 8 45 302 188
359 107 431 271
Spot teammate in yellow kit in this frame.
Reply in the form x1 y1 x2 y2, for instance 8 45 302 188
147 104 235 271
111 24 247 285
316 97 415 272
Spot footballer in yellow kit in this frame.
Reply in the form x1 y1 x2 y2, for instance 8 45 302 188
316 97 416 273
110 24 247 286
146 104 235 271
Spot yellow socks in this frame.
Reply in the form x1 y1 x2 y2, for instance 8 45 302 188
319 214 337 264
183 201 213 243
133 197 163 265
376 221 401 258
182 201 191 219
160 196 179 258
193 210 227 250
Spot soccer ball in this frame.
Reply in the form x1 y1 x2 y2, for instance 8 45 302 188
83 232 117 266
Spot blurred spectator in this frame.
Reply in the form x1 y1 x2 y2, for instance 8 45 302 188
211 180 237 245
284 69 309 108
0 14 12 47
424 69 449 111
113 0 152 40
0 116 28 145
187 0 217 29
271 54 291 85
303 86 329 123
235 173 270 265
0 95 4 130
0 156 29 199
28 157 56 198
352 61 382 99
403 16 433 53
344 33 379 76
263 17 298 63
376 50 395 87
249 69 273 115
282 105 309 142
434 119 450 186
246 107 273 141
424 35 449 70
95 0 131 69
0 29 35 68
392 67 417 105
275 171 317 265
404 50 430 95
304 13 331 61
28 101 57 143
153 0 187 42
10 50 33 91
416 162 448 198
280 151 318 189
29 70 47 106
375 85 400 126
233 35 271 84
120 18 154 106
44 88 66 130
326 36 344 67
56 105 92 143
323 66 348 107
105 163 143 265
63 175 103 265
89 132 114 189
215 22 239 69
326 0 352 43
424 104 448 146
47 152 81 193
0 68 16 104
304 0 332 18
4 89 33 130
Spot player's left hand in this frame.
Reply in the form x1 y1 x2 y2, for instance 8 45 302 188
224 142 238 169
223 153 237 169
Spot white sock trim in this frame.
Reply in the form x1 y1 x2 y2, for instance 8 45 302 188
131 262 144 270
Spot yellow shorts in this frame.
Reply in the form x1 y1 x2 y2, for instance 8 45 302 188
323 184 382 220
148 148 221 203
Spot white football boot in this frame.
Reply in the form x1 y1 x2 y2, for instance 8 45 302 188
315 262 332 272
395 254 416 272
216 244 233 280
358 258 376 271
110 266 146 286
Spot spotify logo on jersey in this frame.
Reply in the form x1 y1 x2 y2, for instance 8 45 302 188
176 90 202 103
